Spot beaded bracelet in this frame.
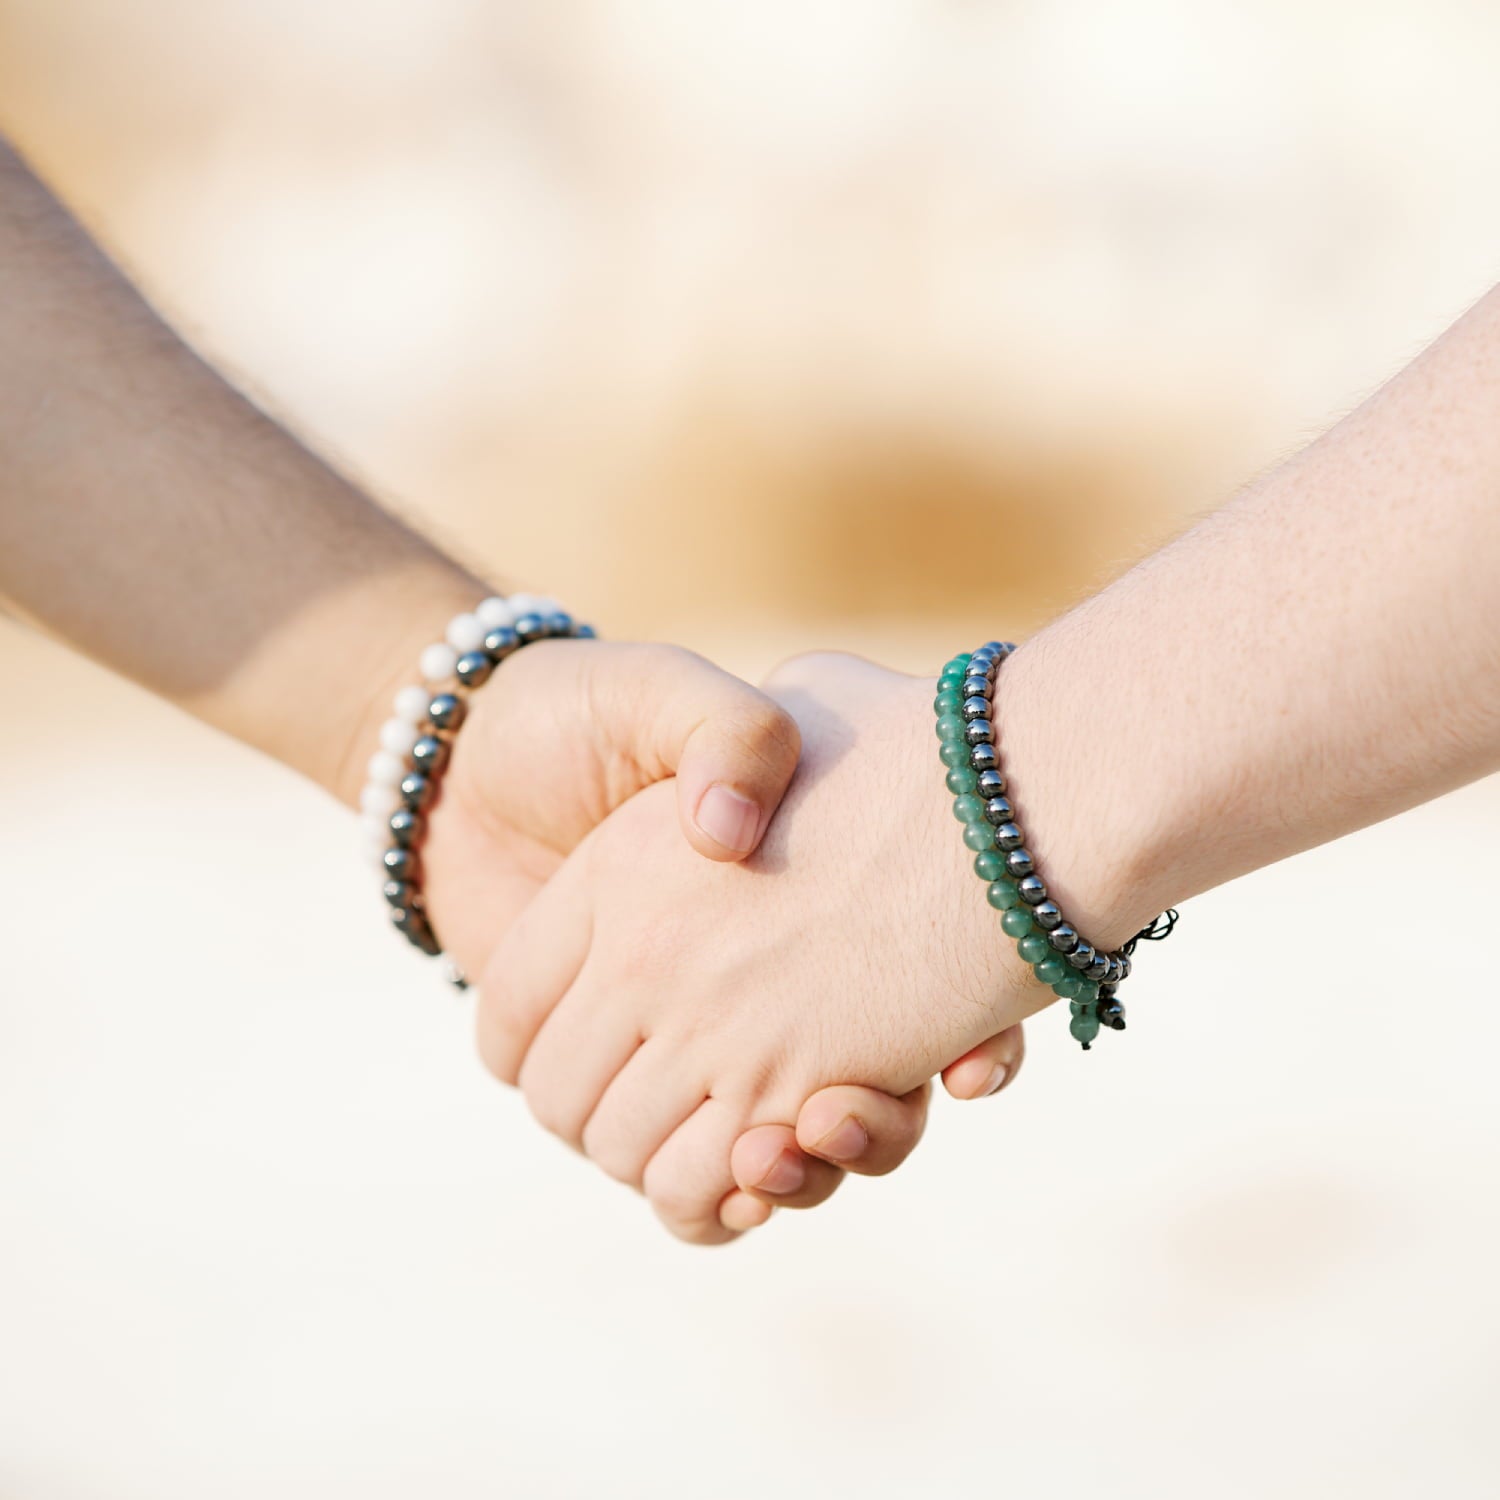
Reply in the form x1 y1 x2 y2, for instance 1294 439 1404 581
935 642 1176 1049
359 592 596 986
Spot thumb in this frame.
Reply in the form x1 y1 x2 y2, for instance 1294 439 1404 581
940 1023 1027 1100
605 645 802 862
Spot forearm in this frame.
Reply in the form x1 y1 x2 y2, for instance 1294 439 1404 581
0 137 482 804
1002 285 1500 945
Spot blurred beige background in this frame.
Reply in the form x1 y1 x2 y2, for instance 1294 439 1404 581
1 2 1498 1496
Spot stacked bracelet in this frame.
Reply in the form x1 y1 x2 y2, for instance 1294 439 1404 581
935 642 1175 1049
359 592 596 985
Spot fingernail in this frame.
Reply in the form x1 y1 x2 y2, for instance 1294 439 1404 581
982 1065 1009 1097
815 1117 868 1162
695 784 761 853
756 1150 806 1195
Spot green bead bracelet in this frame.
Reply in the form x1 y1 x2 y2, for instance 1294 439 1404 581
934 642 1175 1049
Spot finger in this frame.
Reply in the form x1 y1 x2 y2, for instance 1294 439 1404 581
516 976 643 1149
940 1024 1027 1100
603 646 800 862
579 1037 707 1190
791 1082 932 1178
718 1191 775 1232
642 1098 750 1246
474 850 593 1087
727 1124 846 1210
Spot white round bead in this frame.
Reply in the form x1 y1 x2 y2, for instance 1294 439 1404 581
533 595 563 616
476 595 516 628
445 612 488 653
360 782 402 818
420 642 459 683
392 683 430 723
366 749 405 786
379 717 420 758
507 592 544 617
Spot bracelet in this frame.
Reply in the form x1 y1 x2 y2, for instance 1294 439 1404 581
359 592 596 986
935 642 1176 1049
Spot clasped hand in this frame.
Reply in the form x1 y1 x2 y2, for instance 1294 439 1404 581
421 642 1029 1243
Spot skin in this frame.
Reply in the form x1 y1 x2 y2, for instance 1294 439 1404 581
0 135 1016 1240
487 284 1500 1236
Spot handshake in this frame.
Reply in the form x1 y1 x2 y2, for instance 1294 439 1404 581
401 636 1066 1246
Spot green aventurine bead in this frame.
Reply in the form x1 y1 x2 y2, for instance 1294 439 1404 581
938 669 965 688
943 655 971 674
1070 1012 1101 1047
986 879 1020 909
1017 934 1050 965
940 741 969 768
936 713 966 742
1035 958 1066 985
934 689 962 714
1056 975 1085 1000
946 766 979 795
962 821 994 851
952 794 985 823
1001 907 1032 939
974 849 1005 880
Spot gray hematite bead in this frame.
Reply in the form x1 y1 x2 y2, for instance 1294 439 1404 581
1086 953 1110 980
976 769 1007 799
1032 900 1062 931
426 692 465 731
969 744 998 772
573 623 597 639
983 796 1014 826
544 612 573 637
994 822 1024 851
381 846 418 883
964 718 994 746
455 651 493 687
411 735 449 776
961 696 990 722
387 808 423 846
961 675 990 699
1119 954 1132 981
1005 847 1035 879
1067 941 1096 971
483 625 519 661
399 771 434 809
382 879 418 910
1048 923 1080 953
513 612 546 643
392 905 442 957
1106 956 1125 985
1018 874 1047 905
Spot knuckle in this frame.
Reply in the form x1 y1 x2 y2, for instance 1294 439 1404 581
761 649 855 695
580 1126 647 1190
474 1004 522 1086
521 1081 575 1144
643 1170 702 1226
735 698 802 775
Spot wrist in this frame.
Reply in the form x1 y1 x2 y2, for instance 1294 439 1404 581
987 621 1189 951
237 560 488 808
